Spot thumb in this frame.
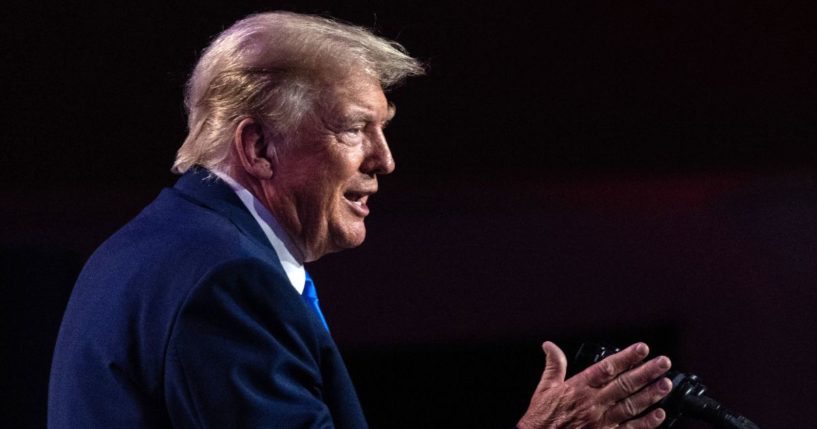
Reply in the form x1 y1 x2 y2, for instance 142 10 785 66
538 341 567 386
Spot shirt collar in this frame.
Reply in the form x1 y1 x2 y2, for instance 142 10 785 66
211 170 306 294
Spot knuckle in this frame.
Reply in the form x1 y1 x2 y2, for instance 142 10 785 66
597 360 615 379
586 402 604 420
622 397 639 418
615 375 636 395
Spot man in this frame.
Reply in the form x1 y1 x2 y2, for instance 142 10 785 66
49 11 673 428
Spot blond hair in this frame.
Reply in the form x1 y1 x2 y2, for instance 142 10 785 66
172 11 424 174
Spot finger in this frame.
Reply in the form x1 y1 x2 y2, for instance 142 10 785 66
578 342 650 388
599 356 672 403
537 341 567 386
618 408 667 429
604 377 672 423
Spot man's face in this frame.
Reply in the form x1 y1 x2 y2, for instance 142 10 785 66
267 73 395 262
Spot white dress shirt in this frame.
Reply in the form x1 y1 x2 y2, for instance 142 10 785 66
211 170 305 295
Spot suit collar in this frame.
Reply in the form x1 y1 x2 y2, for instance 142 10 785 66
210 170 307 292
173 167 272 251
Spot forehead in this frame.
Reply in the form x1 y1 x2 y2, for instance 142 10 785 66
321 73 392 121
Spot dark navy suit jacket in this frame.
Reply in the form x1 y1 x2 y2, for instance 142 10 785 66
49 168 368 428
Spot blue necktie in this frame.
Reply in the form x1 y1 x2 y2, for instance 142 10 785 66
303 272 330 332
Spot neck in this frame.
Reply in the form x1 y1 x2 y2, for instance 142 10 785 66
214 165 308 263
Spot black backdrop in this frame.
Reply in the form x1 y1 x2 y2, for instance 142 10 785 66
3 1 817 428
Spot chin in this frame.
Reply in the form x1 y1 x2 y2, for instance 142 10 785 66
331 223 367 250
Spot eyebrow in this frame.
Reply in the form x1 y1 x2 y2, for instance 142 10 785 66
344 102 397 125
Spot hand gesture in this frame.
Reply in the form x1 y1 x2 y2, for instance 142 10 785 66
517 342 673 429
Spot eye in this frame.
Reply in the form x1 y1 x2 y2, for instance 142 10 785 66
345 126 364 136
340 124 367 142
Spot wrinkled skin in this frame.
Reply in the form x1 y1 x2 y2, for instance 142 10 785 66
230 72 395 262
517 342 673 429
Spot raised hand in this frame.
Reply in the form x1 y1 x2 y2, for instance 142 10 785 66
517 342 673 429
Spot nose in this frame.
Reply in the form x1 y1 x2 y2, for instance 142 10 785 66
362 129 395 176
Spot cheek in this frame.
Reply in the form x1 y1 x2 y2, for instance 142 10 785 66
305 169 350 221
302 150 363 219
329 213 367 249
323 157 362 196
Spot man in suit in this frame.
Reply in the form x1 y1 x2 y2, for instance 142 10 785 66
49 11 674 428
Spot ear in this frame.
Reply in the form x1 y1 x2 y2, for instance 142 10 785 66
233 117 275 180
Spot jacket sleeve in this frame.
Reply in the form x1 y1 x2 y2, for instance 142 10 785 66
163 258 335 428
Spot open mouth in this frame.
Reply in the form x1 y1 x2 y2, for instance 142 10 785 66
343 191 370 215
344 191 366 202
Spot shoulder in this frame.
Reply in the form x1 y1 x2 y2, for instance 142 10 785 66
67 186 289 351
86 185 270 279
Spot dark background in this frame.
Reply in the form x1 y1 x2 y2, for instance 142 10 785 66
3 1 816 428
